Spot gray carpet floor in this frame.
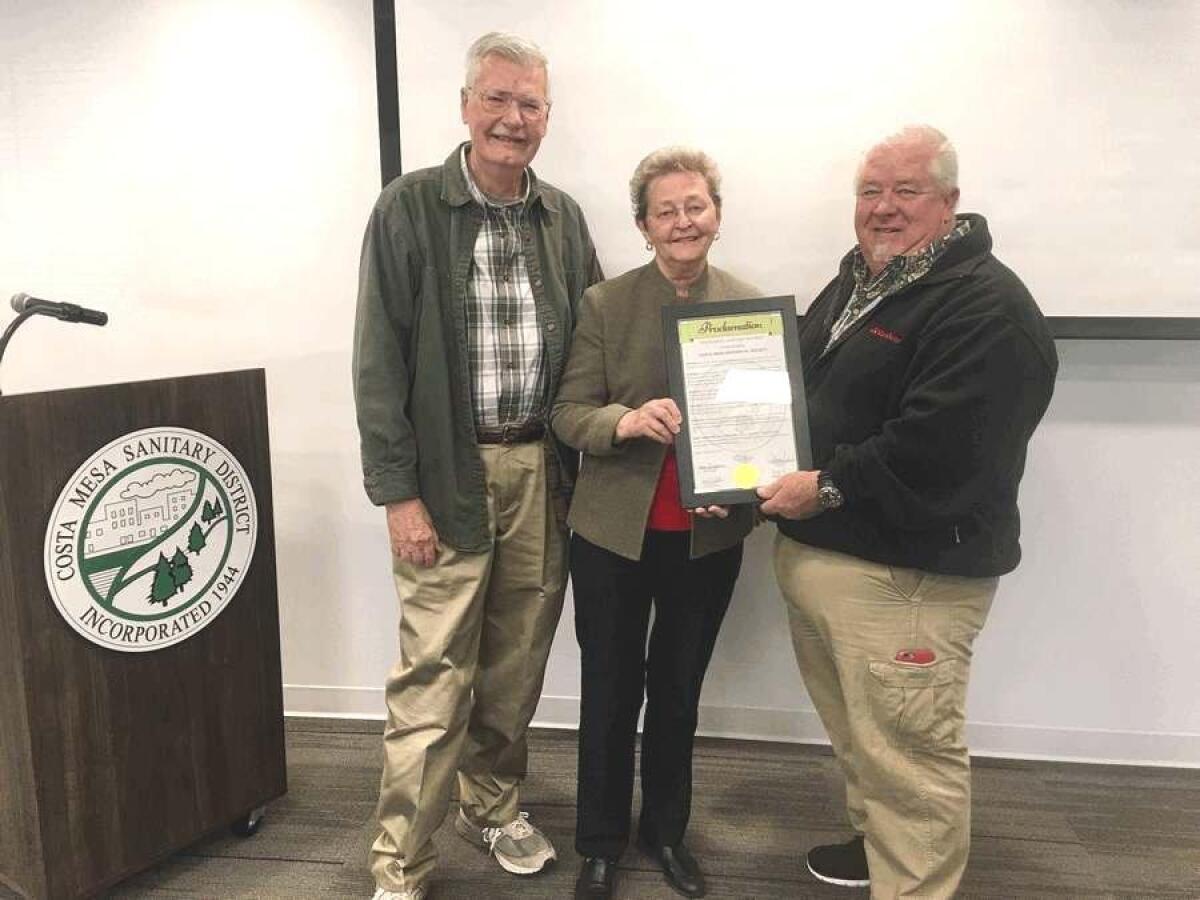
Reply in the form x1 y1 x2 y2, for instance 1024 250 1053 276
40 718 1200 898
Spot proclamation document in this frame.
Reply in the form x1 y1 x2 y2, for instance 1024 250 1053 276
663 296 812 506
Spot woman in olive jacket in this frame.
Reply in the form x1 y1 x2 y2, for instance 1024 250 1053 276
552 147 758 900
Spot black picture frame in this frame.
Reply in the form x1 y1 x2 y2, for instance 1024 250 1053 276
663 295 813 507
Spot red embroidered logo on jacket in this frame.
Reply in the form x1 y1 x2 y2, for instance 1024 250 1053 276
868 324 903 344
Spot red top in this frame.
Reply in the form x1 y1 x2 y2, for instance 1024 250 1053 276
647 448 691 531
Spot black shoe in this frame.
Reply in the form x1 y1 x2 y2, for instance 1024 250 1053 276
637 840 706 898
575 857 617 899
806 835 870 887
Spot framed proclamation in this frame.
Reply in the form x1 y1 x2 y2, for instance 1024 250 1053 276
663 296 812 507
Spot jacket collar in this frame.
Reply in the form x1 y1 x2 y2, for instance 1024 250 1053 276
644 258 711 302
921 213 992 285
837 212 993 288
440 142 558 214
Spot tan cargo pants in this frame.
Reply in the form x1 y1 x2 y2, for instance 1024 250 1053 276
370 442 568 894
774 536 997 899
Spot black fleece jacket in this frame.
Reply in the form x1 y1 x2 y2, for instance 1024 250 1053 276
778 214 1058 577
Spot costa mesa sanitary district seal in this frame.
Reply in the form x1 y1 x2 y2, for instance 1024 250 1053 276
44 426 258 652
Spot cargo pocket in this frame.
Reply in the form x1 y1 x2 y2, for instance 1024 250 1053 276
868 659 962 751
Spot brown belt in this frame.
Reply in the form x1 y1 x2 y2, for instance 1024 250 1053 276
475 421 546 445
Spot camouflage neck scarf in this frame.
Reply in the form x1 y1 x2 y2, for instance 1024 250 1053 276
825 217 972 352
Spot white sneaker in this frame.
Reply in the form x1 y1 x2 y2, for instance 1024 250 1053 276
454 808 557 874
371 886 426 900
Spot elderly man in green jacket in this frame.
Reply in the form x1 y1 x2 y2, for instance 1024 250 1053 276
352 31 602 900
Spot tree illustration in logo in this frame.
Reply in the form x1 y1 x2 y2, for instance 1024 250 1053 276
150 553 176 606
171 547 193 593
188 522 207 554
146 535 201 604
201 498 224 524
123 479 231 611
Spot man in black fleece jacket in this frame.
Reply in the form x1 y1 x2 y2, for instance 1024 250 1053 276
758 125 1057 898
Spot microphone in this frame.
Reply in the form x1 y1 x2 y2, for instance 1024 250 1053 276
10 292 109 326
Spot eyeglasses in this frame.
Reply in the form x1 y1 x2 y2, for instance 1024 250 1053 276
468 88 551 121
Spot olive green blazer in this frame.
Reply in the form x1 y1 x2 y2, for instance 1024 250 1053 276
551 262 760 560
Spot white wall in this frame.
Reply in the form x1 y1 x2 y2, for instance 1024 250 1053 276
395 0 1200 318
2 1 1197 766
0 0 382 704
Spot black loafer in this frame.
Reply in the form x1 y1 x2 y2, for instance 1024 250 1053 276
638 840 706 898
575 856 617 899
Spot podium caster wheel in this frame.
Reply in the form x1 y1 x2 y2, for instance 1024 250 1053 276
231 805 267 837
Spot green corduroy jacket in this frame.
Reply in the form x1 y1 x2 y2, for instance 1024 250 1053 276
353 144 603 552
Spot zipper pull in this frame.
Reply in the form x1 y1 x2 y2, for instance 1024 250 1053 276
953 525 962 545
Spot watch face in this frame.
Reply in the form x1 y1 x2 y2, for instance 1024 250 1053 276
819 486 843 510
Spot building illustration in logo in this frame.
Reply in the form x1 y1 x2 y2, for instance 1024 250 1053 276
44 427 257 653
83 477 195 556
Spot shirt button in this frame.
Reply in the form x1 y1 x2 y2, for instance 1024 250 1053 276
532 277 542 288
546 322 557 332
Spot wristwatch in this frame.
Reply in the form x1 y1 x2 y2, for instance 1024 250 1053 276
817 471 844 511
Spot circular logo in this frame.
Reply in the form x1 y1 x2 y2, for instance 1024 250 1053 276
43 427 258 652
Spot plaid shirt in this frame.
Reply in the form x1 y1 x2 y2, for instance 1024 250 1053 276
825 217 972 353
461 148 547 428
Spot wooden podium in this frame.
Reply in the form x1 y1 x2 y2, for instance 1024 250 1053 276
0 369 286 899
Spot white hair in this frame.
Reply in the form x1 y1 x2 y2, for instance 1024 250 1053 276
857 124 958 194
464 32 550 99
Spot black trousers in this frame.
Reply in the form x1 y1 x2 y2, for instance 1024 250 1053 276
572 530 743 859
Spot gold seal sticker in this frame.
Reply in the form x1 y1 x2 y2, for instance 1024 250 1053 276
732 463 760 489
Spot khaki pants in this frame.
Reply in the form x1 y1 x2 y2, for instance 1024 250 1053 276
370 442 568 893
774 537 997 900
